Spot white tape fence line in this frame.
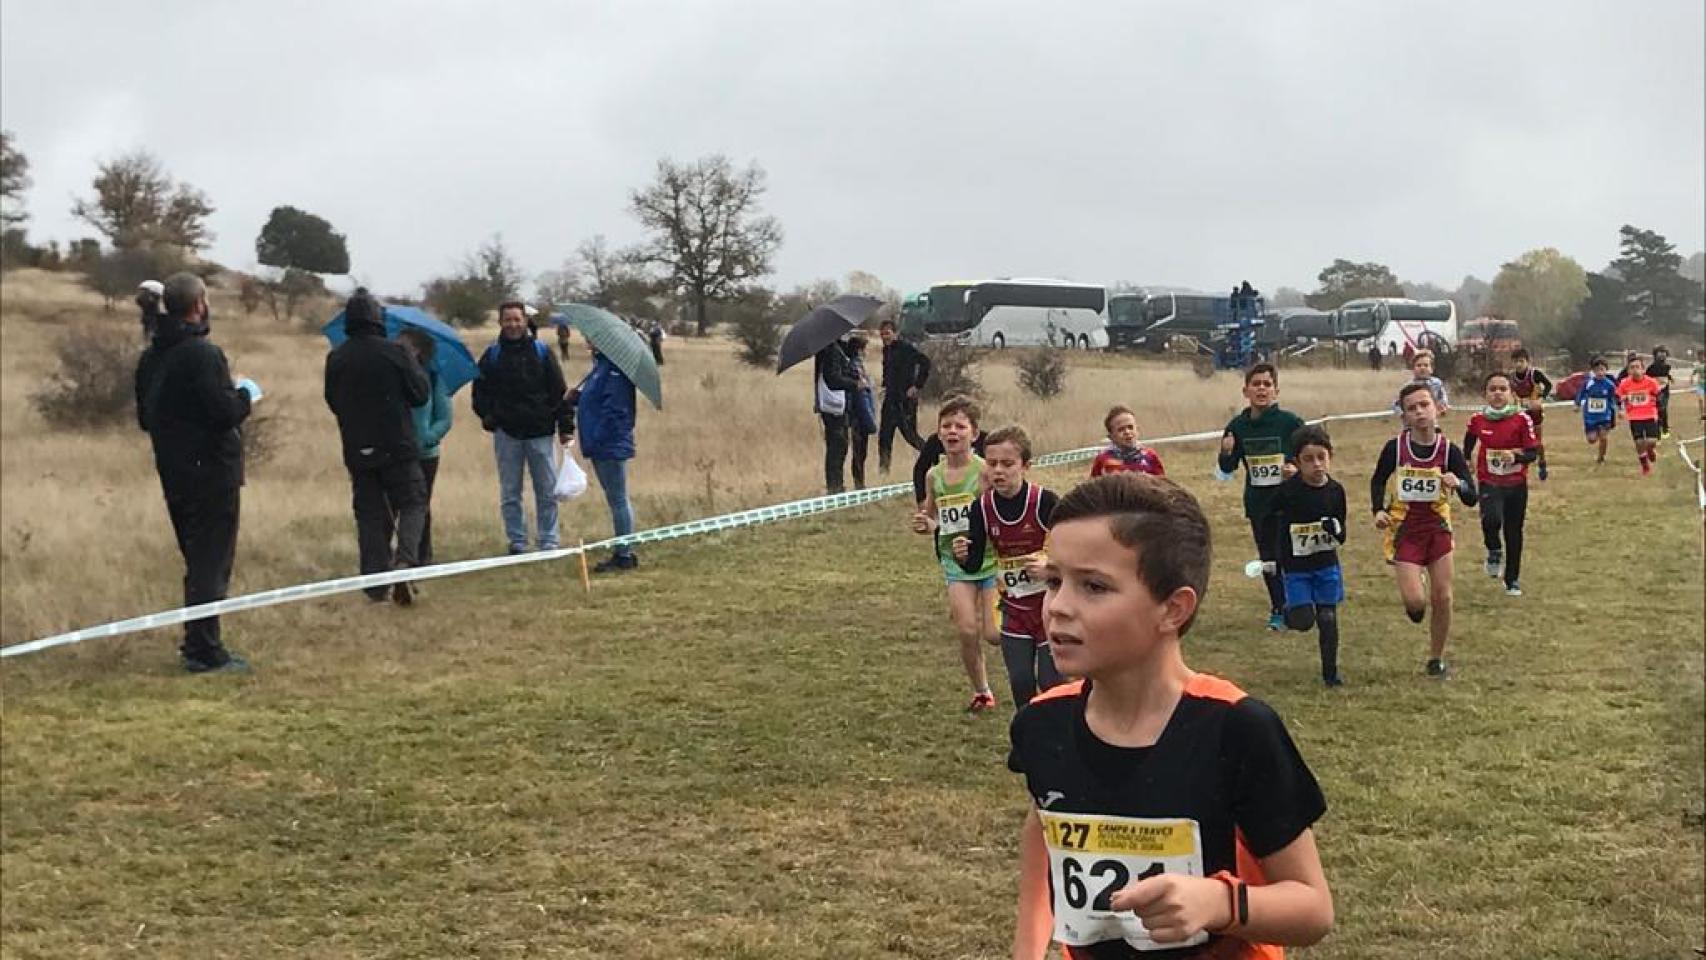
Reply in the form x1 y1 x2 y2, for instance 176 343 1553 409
0 402 1571 661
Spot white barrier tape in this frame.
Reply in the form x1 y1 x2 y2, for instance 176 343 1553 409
0 400 1574 661
1676 436 1706 511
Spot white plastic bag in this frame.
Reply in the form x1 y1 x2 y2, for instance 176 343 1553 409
554 440 589 501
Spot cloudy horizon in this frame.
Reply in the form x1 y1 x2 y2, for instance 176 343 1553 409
3 0 1702 300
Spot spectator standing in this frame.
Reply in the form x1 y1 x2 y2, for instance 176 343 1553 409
647 318 666 366
571 339 641 572
473 301 573 553
876 319 931 472
135 273 257 673
136 280 165 339
843 334 878 490
814 336 861 494
324 290 430 604
397 328 454 566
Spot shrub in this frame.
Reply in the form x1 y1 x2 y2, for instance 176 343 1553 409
919 339 982 401
1015 342 1068 400
31 326 141 428
732 310 782 367
241 405 280 467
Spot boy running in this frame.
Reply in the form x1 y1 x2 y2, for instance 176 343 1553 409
1463 373 1540 596
1216 363 1306 630
1507 348 1553 480
1089 405 1165 477
1393 349 1450 416
1269 426 1348 686
1616 355 1664 475
952 426 1063 709
1576 357 1618 465
912 397 1001 712
1371 383 1478 678
1009 473 1333 958
1646 345 1674 439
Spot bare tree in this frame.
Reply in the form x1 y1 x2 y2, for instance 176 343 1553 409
629 156 782 335
71 150 214 251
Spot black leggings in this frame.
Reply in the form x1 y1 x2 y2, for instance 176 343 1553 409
1285 604 1341 681
1250 514 1285 614
1479 484 1529 587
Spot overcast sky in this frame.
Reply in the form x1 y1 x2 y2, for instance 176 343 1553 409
3 0 1702 299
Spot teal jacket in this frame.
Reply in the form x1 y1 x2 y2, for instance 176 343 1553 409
410 369 454 460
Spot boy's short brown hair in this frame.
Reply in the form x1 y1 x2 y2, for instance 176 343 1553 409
1244 363 1278 386
1411 349 1434 365
984 425 1032 463
1398 381 1434 407
1103 405 1136 433
937 395 981 428
1051 474 1212 636
1291 424 1333 456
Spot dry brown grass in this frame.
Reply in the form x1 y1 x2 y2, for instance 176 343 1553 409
1 269 1399 643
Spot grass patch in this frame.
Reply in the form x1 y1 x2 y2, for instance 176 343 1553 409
2 417 1701 958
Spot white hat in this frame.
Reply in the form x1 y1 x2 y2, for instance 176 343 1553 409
138 280 165 296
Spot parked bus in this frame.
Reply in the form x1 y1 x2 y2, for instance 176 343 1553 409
910 278 1108 349
1106 293 1161 350
1342 298 1459 353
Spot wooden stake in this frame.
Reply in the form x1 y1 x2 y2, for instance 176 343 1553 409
578 539 592 594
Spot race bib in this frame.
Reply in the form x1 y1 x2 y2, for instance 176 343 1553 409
1486 448 1520 476
1040 812 1208 951
1397 466 1442 502
1625 392 1649 408
1289 521 1337 556
1585 397 1608 414
1246 454 1285 488
998 553 1047 598
936 492 974 536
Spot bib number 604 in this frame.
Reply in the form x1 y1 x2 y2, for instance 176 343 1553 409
1060 856 1163 911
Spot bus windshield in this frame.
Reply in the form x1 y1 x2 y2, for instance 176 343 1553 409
924 284 972 335
1108 294 1147 327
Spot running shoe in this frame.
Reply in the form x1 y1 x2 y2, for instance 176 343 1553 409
967 691 997 713
1640 458 1652 476
1484 551 1503 579
1266 612 1285 631
1323 673 1345 688
1504 583 1523 597
1425 658 1449 679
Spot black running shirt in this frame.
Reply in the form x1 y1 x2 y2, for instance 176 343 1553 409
1007 675 1325 959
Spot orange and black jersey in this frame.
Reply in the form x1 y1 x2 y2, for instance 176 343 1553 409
1009 676 1325 959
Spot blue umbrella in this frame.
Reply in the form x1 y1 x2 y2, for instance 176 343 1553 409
322 305 480 395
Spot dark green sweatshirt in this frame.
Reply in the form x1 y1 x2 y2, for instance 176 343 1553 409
1217 405 1307 519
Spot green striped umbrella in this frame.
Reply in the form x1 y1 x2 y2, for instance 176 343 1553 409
556 303 663 410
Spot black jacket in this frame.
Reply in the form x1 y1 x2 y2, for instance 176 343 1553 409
323 311 430 472
881 339 931 396
813 341 860 415
135 312 252 496
471 335 572 439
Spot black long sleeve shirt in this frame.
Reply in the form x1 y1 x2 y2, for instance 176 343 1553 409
1270 476 1347 572
956 483 1060 572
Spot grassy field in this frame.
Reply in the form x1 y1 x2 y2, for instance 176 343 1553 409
1 269 1702 958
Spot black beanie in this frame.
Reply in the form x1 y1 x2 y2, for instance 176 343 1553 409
344 288 383 333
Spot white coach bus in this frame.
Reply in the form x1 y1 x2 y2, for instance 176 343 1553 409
914 278 1108 349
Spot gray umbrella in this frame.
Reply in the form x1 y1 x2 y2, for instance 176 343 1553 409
776 295 883 374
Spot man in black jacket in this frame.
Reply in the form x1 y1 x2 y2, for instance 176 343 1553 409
135 273 256 673
324 289 430 603
472 301 573 553
814 338 861 494
876 319 931 472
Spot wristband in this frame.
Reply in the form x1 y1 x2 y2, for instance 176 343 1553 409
1209 870 1248 932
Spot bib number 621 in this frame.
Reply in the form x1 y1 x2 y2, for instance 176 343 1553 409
1061 856 1162 911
